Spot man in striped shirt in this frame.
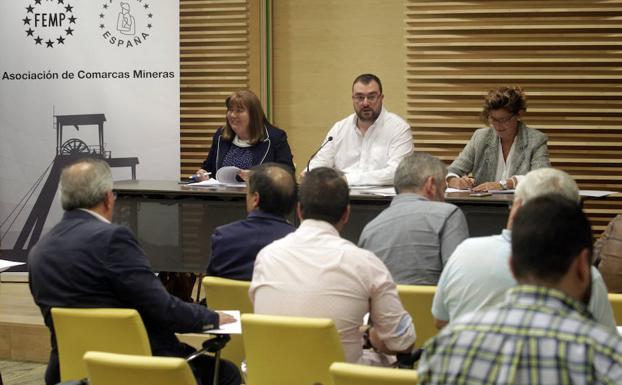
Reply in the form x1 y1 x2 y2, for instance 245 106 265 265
417 195 622 384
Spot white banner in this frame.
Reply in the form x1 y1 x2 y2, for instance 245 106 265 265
0 0 180 267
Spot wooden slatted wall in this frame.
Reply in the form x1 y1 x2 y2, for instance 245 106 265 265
405 0 622 235
180 0 257 178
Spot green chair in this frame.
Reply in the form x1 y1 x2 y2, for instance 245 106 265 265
242 313 345 385
84 351 197 385
51 308 151 381
330 362 418 385
608 293 622 325
202 276 252 368
396 285 437 347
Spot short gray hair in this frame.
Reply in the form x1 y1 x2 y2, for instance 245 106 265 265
394 152 447 194
60 158 113 210
514 168 579 204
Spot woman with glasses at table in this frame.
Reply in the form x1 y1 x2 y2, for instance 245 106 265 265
446 86 550 192
194 90 294 182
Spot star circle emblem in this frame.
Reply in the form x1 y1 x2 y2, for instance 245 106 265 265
23 0 76 48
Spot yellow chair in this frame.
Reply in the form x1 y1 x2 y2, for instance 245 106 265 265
608 293 622 325
241 313 345 385
202 276 252 367
51 308 151 381
330 362 418 385
84 351 197 385
396 285 437 347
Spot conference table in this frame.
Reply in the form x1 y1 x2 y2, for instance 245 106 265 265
112 180 513 273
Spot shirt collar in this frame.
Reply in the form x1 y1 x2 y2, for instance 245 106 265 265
501 228 512 242
298 218 340 237
78 208 111 224
506 285 592 319
391 192 428 206
248 209 290 223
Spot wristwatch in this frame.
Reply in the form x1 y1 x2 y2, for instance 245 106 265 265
499 179 509 190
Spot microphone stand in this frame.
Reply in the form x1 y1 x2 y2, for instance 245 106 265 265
306 136 333 173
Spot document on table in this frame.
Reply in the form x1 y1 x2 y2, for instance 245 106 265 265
0 259 25 272
579 190 619 198
487 189 515 194
204 310 241 334
350 187 396 197
445 187 469 193
188 166 245 187
188 178 220 186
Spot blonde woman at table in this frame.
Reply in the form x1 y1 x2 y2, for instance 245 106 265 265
447 86 550 192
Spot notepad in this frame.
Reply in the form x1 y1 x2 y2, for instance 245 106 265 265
204 310 241 334
188 166 245 187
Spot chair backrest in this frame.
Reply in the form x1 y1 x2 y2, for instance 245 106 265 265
51 308 151 381
241 313 345 385
202 276 252 367
202 276 253 313
608 293 622 325
396 285 437 347
330 362 418 385
84 351 197 385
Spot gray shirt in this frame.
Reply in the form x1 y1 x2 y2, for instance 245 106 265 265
358 193 469 285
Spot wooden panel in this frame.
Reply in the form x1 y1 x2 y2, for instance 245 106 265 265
406 0 622 236
180 0 259 177
272 1 406 172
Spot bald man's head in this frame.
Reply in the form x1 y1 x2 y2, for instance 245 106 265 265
248 163 297 217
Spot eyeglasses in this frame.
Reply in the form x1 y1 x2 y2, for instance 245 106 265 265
488 113 516 125
352 93 380 103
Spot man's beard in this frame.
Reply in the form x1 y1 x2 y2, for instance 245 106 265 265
356 107 380 123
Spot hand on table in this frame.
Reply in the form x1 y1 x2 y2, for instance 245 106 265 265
472 181 502 192
217 311 236 325
237 169 251 182
447 176 474 190
193 169 211 181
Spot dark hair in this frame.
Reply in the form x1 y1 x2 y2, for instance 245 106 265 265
299 167 349 225
248 163 297 217
480 86 527 125
352 73 383 94
511 194 593 283
222 90 267 145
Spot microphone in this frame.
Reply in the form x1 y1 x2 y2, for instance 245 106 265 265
306 136 333 173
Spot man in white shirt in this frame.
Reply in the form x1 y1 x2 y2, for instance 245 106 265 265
250 167 416 365
307 74 413 185
432 168 616 331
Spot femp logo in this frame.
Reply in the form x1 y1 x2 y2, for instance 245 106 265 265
99 0 153 48
23 0 76 48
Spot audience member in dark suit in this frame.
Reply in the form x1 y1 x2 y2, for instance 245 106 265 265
207 163 297 280
28 158 241 385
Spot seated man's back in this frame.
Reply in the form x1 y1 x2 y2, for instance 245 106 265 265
28 159 239 385
208 163 297 280
418 196 622 384
432 168 616 330
251 220 410 362
251 168 415 364
358 152 468 285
